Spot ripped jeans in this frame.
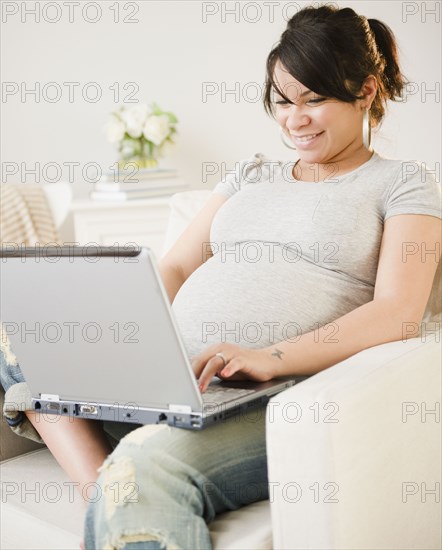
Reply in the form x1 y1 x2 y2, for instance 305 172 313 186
84 407 268 550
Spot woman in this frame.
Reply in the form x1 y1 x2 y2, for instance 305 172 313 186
1 4 440 549
81 5 440 549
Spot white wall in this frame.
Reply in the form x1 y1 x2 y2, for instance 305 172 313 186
1 0 440 197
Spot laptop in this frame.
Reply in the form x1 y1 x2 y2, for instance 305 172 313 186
0 245 299 429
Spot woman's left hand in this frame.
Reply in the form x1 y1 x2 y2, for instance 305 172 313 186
191 343 277 392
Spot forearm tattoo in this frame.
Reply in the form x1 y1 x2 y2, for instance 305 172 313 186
271 348 284 360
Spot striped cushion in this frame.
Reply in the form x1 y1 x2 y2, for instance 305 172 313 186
0 184 60 246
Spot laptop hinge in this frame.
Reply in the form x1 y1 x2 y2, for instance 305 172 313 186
40 393 60 402
169 404 192 414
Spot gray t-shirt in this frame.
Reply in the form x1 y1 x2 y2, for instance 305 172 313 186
172 151 441 358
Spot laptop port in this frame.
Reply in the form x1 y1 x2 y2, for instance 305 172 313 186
190 415 202 428
47 402 60 411
80 405 98 415
158 413 168 423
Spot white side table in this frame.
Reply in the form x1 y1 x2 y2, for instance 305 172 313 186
70 188 187 259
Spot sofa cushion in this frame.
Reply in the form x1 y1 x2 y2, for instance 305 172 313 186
1 448 271 550
161 190 212 256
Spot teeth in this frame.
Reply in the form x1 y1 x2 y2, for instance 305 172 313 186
296 133 320 142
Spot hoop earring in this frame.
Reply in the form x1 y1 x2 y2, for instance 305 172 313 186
280 128 297 150
363 108 372 149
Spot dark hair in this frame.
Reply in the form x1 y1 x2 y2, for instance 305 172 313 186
263 4 408 128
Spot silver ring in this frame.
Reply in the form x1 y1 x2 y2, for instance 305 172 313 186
214 352 227 367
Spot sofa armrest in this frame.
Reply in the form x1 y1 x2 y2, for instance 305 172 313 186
0 387 45 462
267 333 441 550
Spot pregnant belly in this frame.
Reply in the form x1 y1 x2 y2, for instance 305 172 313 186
171 246 373 359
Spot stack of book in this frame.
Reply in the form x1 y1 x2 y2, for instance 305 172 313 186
90 167 187 201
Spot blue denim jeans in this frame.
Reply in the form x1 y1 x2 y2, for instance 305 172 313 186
84 407 268 550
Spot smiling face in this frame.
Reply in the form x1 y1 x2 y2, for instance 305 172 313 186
273 60 376 173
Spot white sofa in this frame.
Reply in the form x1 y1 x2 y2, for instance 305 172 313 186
1 187 441 549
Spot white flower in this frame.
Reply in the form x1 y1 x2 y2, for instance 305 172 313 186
105 115 126 143
121 104 151 139
143 114 170 145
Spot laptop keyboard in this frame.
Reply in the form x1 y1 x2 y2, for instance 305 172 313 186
201 385 256 404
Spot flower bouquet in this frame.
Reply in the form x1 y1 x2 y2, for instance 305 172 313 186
106 102 178 169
